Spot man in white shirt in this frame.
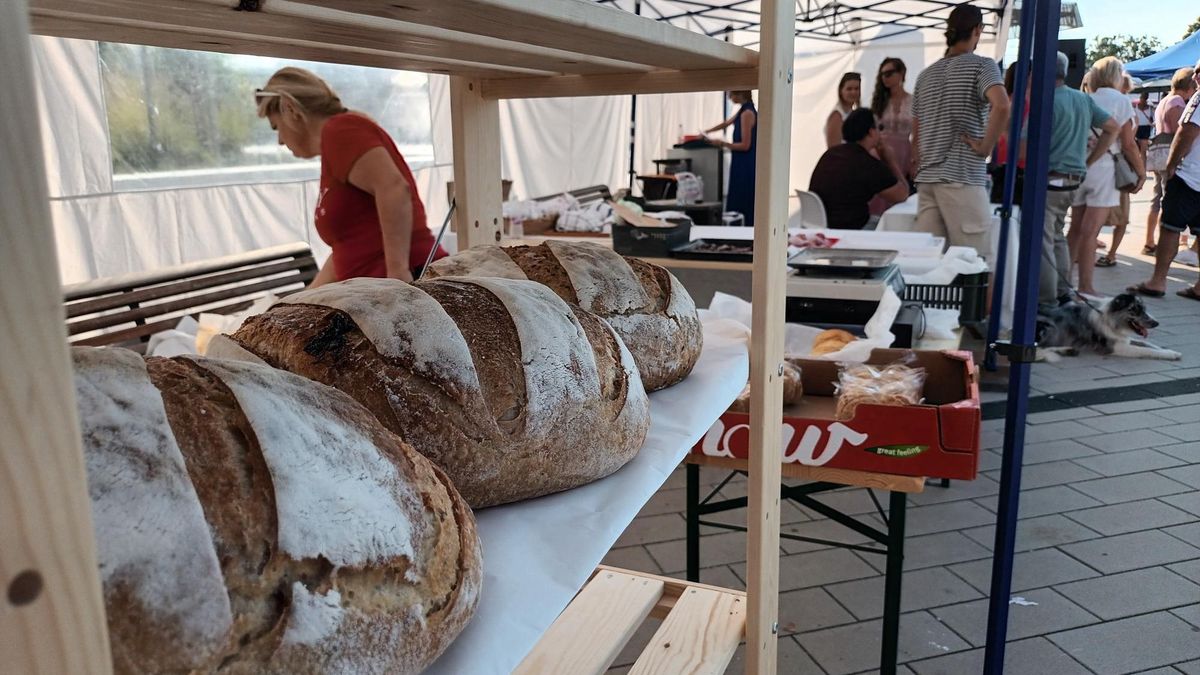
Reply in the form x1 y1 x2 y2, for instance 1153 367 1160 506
1130 60 1200 300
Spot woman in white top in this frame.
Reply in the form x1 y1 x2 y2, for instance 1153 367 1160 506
1068 57 1146 297
824 72 862 148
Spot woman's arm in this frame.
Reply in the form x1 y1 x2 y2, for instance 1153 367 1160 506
705 113 739 134
308 257 338 289
824 111 842 148
721 109 756 152
1118 119 1146 193
346 146 416 283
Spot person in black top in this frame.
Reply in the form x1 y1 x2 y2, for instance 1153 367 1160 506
809 108 910 229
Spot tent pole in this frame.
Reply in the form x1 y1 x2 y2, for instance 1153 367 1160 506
985 0 1031 372
983 0 1059 671
628 0 641 194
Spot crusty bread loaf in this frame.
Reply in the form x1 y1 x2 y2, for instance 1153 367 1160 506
226 276 650 508
425 241 702 391
72 346 481 675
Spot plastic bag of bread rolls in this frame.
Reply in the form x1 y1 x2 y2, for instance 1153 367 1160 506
728 359 803 413
834 358 926 420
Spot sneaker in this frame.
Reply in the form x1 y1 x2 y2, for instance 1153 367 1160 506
1176 249 1200 267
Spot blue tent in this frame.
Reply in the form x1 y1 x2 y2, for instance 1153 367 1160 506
1127 31 1200 80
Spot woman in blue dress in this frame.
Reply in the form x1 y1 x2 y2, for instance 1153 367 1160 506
705 90 758 226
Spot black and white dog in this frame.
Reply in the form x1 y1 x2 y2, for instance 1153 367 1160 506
1035 293 1181 361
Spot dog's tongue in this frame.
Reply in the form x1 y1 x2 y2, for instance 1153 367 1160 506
1134 322 1149 338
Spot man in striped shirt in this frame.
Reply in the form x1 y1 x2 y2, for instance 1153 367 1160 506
911 3 1010 267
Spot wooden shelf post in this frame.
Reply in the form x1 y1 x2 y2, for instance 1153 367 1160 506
746 0 795 672
450 76 503 250
0 1 112 672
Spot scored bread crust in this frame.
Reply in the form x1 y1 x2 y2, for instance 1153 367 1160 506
73 347 481 675
425 241 702 391
228 276 650 508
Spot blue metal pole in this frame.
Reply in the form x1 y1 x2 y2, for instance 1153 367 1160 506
984 2 1035 372
983 0 1059 671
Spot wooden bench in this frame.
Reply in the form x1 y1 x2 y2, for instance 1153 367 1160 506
63 242 318 352
533 184 613 206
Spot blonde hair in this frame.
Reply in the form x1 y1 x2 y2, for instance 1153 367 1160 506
1090 56 1125 91
1172 67 1196 93
1121 73 1134 94
1080 68 1095 93
256 67 348 119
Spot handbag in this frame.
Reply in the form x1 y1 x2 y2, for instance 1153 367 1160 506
1091 127 1138 190
1113 152 1138 191
1147 133 1174 173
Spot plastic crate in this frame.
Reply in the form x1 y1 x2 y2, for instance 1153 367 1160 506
903 271 989 333
611 217 692 257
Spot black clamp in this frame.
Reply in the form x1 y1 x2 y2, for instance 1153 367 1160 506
991 340 1038 364
236 0 262 11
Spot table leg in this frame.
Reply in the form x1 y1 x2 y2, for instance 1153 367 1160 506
686 462 700 582
881 490 908 675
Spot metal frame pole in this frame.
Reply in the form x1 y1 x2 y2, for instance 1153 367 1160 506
985 0 1036 372
879 490 907 675
983 0 1060 670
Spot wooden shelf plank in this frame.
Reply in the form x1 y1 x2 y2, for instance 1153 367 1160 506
292 0 758 72
629 585 746 675
1 0 112 671
514 570 665 675
29 0 661 78
481 67 758 100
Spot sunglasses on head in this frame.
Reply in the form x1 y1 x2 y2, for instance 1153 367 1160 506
254 88 282 103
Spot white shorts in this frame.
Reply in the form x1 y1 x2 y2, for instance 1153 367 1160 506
1072 158 1119 208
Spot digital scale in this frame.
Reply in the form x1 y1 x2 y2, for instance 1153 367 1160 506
784 249 924 347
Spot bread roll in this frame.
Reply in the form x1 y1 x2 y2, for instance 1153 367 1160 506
73 347 481 674
810 328 857 356
425 241 702 391
227 276 650 508
727 360 802 413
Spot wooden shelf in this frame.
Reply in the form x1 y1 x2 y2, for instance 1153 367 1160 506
29 0 758 94
9 0 794 672
515 566 746 675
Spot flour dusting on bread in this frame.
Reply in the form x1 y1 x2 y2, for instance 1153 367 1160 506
194 357 423 568
545 240 650 315
281 278 481 397
461 277 601 440
72 348 233 658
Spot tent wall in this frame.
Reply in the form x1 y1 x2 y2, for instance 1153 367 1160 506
35 29 1004 285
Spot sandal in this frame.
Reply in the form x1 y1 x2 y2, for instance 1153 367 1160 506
1096 256 1117 267
1127 283 1166 298
1142 245 1157 255
1177 288 1200 302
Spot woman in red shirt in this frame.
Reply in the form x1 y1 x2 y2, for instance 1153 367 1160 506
255 67 445 286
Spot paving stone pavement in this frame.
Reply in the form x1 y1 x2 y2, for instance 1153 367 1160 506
601 191 1200 673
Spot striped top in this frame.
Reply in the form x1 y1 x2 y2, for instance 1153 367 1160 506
912 53 1003 186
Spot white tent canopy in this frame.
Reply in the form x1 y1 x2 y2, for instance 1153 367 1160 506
33 0 1008 285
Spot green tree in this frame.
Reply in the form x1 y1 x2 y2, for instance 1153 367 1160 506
1185 16 1200 41
1086 34 1163 66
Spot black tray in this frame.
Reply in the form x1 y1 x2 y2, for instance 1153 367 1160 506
787 247 898 277
670 238 754 262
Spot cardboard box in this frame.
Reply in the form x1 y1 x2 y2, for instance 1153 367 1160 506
691 349 981 480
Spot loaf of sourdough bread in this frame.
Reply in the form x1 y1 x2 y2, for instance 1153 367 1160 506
225 276 650 508
425 241 702 391
73 347 480 674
